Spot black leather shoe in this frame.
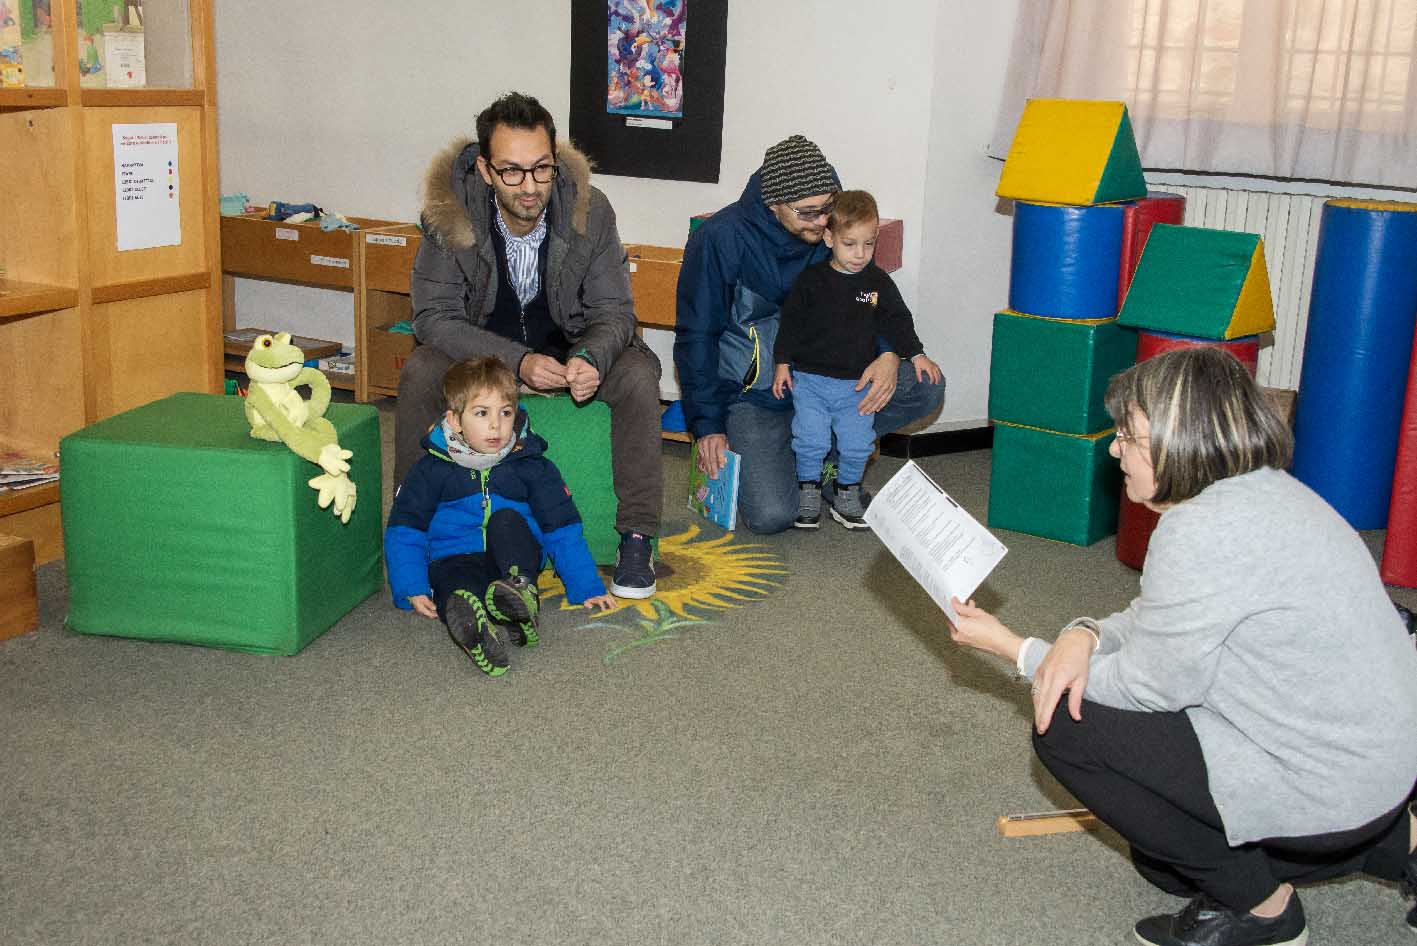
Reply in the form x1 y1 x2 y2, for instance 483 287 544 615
1133 892 1307 946
610 531 656 599
1400 803 1417 931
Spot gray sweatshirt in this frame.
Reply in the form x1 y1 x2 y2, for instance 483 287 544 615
1022 466 1417 844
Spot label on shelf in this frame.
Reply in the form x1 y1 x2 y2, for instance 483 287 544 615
275 228 299 241
367 234 408 247
310 255 350 269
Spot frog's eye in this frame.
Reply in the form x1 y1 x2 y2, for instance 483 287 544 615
260 337 273 348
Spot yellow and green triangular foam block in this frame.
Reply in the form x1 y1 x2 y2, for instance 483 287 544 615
1118 224 1275 340
996 99 1148 206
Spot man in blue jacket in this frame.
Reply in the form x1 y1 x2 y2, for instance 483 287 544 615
674 135 945 534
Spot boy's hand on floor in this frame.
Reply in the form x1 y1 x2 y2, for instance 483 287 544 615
583 594 617 612
408 594 439 619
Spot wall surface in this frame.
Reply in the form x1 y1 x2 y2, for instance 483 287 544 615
918 1 1021 429
215 0 1019 428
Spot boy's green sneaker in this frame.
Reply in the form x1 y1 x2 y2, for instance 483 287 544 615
446 590 509 677
486 566 540 647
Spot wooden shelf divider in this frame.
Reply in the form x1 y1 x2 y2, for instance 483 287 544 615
0 88 69 109
0 482 60 519
0 280 80 320
79 89 206 108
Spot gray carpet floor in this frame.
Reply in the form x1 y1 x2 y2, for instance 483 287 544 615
4 400 1416 946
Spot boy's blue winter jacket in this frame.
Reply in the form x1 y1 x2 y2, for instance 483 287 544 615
384 408 605 606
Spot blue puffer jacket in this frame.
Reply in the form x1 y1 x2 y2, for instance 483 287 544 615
384 409 605 606
673 169 836 438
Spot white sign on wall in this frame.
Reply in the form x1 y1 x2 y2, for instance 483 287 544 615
112 122 180 251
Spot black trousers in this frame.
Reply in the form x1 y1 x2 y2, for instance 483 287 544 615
1032 700 1413 911
427 508 541 622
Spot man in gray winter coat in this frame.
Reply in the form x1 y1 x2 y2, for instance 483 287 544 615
395 91 661 598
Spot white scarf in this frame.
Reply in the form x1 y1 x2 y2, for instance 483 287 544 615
441 418 514 470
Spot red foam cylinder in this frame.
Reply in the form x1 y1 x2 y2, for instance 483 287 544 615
1381 331 1417 586
1135 331 1261 374
1115 331 1262 569
1119 192 1186 302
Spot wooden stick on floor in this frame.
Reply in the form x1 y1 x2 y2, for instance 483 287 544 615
997 808 1100 838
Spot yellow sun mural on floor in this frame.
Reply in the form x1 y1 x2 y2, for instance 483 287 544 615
539 524 787 663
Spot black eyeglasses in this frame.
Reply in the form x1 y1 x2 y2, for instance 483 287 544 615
789 200 835 221
489 163 558 186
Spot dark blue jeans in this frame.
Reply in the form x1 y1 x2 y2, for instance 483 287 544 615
726 363 944 534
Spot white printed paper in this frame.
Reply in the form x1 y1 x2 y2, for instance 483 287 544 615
103 31 146 88
112 123 179 251
864 461 1007 622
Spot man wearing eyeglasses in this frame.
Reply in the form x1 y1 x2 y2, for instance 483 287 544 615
396 92 662 599
674 134 945 534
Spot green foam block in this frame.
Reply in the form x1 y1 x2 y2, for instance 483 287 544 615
1118 224 1273 339
61 393 383 655
520 394 618 566
988 312 1137 435
987 422 1121 546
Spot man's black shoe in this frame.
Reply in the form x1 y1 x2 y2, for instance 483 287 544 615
1399 801 1417 931
1133 892 1307 946
610 532 656 599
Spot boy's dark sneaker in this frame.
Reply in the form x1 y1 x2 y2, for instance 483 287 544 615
445 591 509 677
486 566 540 647
795 480 822 529
611 531 656 599
1133 892 1307 946
828 483 871 530
822 467 872 516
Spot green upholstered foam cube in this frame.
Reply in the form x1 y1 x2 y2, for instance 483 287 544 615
987 421 1121 546
988 311 1138 434
519 394 617 566
60 393 383 655
1118 224 1275 339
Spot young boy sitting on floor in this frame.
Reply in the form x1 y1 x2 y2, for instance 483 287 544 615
771 189 942 529
385 357 615 677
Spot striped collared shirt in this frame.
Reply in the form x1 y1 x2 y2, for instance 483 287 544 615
493 204 548 308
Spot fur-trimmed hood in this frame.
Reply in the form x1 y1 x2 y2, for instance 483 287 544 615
419 137 594 254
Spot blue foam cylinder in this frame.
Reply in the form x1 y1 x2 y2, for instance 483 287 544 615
1292 200 1417 530
1009 201 1125 320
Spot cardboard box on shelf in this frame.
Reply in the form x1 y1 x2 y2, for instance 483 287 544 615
625 244 682 329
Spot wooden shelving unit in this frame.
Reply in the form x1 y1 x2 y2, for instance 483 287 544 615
0 0 223 564
356 224 422 402
220 212 403 394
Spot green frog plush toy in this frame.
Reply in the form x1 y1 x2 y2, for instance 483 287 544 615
243 332 357 524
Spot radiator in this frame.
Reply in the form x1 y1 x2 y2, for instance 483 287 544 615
1157 185 1329 391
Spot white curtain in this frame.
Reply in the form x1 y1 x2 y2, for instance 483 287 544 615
990 0 1417 189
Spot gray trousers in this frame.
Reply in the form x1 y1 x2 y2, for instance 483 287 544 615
394 344 663 537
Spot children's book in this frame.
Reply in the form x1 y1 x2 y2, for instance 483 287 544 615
687 448 740 531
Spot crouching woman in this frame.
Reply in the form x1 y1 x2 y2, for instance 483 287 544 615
950 347 1417 946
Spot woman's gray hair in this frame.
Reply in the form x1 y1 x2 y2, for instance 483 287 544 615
1104 346 1293 505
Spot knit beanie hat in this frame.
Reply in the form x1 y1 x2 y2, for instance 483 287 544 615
758 135 837 206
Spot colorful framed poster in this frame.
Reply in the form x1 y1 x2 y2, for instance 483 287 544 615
570 0 726 183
